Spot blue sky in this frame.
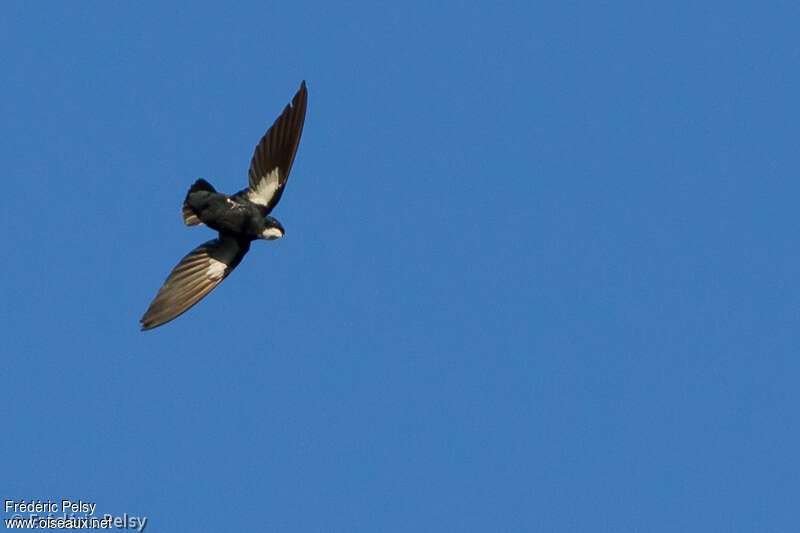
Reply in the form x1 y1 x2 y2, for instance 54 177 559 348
2 2 799 531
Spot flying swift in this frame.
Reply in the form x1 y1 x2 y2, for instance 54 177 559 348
140 81 307 330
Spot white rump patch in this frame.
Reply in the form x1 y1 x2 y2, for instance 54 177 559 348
247 166 282 206
206 258 227 280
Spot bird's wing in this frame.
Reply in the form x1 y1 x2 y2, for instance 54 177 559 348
234 81 307 214
140 235 250 330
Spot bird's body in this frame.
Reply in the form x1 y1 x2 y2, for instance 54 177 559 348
140 81 307 331
183 180 285 240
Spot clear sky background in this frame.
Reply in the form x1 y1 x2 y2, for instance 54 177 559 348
2 2 799 531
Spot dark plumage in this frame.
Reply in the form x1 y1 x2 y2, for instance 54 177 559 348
140 81 307 330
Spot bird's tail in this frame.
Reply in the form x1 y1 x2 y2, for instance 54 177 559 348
182 179 216 226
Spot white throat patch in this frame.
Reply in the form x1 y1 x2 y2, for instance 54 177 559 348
261 226 284 240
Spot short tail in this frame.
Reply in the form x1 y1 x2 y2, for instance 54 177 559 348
182 179 216 226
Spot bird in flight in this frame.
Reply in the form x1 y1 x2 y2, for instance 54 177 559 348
140 81 307 330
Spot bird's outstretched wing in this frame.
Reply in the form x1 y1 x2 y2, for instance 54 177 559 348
140 235 250 330
235 80 307 214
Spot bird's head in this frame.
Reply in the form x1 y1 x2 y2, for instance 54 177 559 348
260 216 285 240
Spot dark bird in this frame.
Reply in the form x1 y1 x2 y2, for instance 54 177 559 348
140 81 307 330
